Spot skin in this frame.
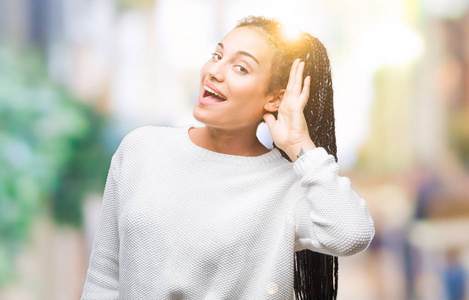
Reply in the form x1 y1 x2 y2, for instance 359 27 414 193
190 26 316 162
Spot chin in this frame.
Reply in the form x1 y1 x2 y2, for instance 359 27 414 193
192 106 233 130
192 105 211 126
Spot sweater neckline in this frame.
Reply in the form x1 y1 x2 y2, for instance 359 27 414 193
177 125 283 164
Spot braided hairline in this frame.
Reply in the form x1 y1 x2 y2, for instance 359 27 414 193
236 16 312 96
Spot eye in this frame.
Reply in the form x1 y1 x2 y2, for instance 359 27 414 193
235 65 248 74
211 52 222 61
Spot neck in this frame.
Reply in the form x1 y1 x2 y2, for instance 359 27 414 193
189 125 269 157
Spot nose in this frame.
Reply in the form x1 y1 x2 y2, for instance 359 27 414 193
207 61 225 82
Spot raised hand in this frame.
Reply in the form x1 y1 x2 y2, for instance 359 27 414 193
263 59 316 162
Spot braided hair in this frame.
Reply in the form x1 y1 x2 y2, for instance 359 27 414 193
236 16 338 300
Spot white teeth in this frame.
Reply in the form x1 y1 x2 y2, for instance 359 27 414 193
204 85 227 100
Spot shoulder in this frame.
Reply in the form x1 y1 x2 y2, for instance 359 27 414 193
111 125 183 173
120 125 177 146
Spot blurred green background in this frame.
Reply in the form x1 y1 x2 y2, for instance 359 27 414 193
1 0 468 299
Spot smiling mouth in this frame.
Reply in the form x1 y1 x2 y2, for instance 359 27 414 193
203 85 227 100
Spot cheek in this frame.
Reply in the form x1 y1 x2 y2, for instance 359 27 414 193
200 59 215 81
230 82 268 118
200 63 209 80
231 79 268 107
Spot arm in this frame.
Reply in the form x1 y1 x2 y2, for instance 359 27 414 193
81 157 120 299
264 59 374 255
292 147 374 256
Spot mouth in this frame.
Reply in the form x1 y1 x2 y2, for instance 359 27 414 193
203 84 227 100
198 82 227 106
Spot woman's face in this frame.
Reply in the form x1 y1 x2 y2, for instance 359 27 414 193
193 26 276 131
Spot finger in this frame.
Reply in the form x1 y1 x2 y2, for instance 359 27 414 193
299 76 311 109
292 61 305 95
263 113 276 129
285 59 299 93
285 59 300 94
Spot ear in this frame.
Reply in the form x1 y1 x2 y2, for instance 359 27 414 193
264 89 285 112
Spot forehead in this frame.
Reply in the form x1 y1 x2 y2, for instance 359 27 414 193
220 27 273 65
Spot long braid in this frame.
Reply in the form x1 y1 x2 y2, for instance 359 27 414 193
236 16 339 299
292 34 338 300
304 35 337 161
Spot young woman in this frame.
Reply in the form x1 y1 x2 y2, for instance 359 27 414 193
81 16 374 300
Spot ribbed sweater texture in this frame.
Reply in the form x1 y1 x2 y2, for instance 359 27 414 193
81 125 374 300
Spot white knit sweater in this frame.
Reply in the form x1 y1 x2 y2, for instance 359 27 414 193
81 125 374 300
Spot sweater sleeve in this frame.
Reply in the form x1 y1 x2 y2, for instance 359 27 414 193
293 147 375 256
81 156 120 299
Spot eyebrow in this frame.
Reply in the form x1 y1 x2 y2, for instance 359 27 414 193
217 43 259 65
